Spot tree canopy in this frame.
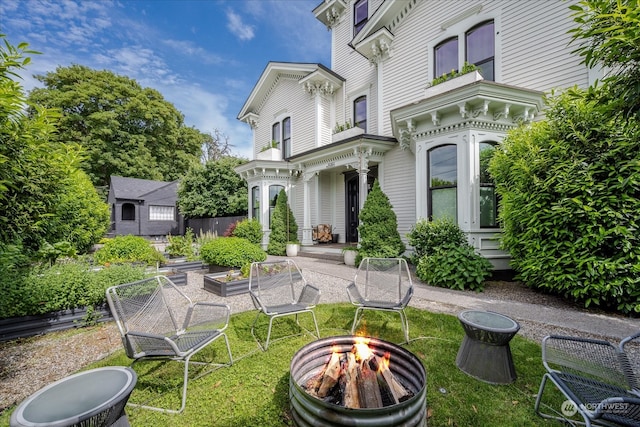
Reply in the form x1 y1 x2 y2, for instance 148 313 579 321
27 65 205 187
177 157 248 218
0 36 109 255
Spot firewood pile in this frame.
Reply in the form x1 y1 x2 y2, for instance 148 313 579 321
312 224 333 243
303 340 413 408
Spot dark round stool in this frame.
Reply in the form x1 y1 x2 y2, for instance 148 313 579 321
10 366 137 427
456 310 520 384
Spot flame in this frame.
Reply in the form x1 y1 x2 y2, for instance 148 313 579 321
352 336 374 362
378 351 391 373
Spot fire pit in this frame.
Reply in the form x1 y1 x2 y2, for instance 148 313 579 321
290 336 427 426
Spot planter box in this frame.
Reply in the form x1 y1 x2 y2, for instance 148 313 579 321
203 272 250 297
424 70 483 98
332 126 364 143
257 147 282 161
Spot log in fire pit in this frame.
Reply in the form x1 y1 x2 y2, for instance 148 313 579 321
290 336 427 426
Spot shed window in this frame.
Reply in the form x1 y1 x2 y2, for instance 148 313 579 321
122 203 135 221
149 205 174 221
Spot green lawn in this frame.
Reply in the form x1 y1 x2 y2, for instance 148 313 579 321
3 304 570 426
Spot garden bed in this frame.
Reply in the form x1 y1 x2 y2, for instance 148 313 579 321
203 271 250 297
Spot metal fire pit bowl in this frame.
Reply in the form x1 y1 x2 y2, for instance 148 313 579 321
290 335 427 427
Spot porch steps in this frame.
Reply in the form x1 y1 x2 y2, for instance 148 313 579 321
298 244 344 263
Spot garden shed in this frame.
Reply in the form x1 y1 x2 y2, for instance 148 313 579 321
107 176 183 238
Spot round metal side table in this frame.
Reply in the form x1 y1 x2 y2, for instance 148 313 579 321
456 310 520 384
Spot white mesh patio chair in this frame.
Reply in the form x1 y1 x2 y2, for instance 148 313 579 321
346 257 414 343
249 259 321 350
106 275 233 414
534 333 640 426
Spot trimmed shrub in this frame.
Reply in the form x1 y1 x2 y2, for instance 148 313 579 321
416 243 492 292
489 89 640 313
267 189 298 256
407 218 467 263
200 237 266 268
233 218 263 245
357 180 405 264
93 235 166 266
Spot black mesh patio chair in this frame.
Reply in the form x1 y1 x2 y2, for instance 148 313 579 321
534 334 640 426
249 259 321 350
106 275 233 414
346 257 414 343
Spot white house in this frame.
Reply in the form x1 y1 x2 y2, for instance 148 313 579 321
235 0 598 269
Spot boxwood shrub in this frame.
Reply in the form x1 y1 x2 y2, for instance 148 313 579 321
200 237 267 268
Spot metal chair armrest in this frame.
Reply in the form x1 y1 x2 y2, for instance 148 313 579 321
298 283 320 307
346 282 363 306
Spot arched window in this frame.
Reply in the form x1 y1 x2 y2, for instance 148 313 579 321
271 122 281 149
282 117 291 158
354 96 367 132
434 37 458 79
466 20 494 81
479 142 498 227
428 145 457 221
251 186 260 222
121 203 135 221
269 185 284 228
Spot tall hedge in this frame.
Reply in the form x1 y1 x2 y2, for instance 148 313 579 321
357 180 405 262
489 89 640 313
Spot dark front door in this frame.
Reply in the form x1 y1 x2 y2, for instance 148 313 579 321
346 176 359 243
345 168 377 243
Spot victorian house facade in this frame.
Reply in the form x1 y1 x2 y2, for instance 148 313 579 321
235 0 597 269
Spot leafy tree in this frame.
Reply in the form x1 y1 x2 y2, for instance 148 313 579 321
267 189 298 255
489 89 640 313
569 0 640 118
177 156 248 218
27 65 204 187
357 180 405 262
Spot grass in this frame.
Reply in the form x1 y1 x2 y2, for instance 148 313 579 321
2 304 569 426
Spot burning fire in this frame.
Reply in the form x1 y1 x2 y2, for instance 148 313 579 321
352 336 374 362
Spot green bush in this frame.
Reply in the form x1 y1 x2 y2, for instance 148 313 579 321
407 218 467 263
489 89 640 313
200 237 266 268
233 218 263 245
267 189 298 256
357 180 405 264
94 235 166 266
0 260 146 318
166 228 196 260
416 243 493 292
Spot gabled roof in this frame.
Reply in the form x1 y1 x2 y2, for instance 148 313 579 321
110 175 178 200
237 62 344 123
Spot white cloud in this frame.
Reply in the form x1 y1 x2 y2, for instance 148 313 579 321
162 39 224 65
226 9 255 41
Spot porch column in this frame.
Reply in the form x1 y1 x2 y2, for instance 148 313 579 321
357 148 371 212
301 172 314 246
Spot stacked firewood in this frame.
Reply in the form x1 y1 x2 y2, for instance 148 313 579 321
304 344 412 409
313 224 333 243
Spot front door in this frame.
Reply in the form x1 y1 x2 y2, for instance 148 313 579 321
345 169 377 243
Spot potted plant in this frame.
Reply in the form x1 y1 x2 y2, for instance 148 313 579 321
342 246 358 266
286 241 300 257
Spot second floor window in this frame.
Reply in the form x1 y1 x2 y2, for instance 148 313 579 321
354 96 367 132
354 0 368 35
466 20 495 81
282 117 291 158
271 122 281 149
435 37 458 79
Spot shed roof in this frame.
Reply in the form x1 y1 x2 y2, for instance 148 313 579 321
110 175 178 200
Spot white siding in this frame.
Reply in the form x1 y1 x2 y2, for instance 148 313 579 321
381 146 416 244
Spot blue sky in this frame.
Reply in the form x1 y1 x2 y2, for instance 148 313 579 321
0 0 331 159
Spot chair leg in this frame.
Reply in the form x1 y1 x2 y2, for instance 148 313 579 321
534 373 590 427
351 307 363 335
399 310 409 343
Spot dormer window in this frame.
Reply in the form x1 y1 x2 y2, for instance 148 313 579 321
354 0 368 35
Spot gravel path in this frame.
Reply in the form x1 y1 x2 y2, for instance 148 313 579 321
1 258 637 413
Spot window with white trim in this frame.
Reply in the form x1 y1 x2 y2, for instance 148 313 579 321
251 186 260 221
271 116 291 159
269 185 284 228
354 96 367 132
479 142 498 228
354 0 368 35
149 205 175 221
428 145 457 221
